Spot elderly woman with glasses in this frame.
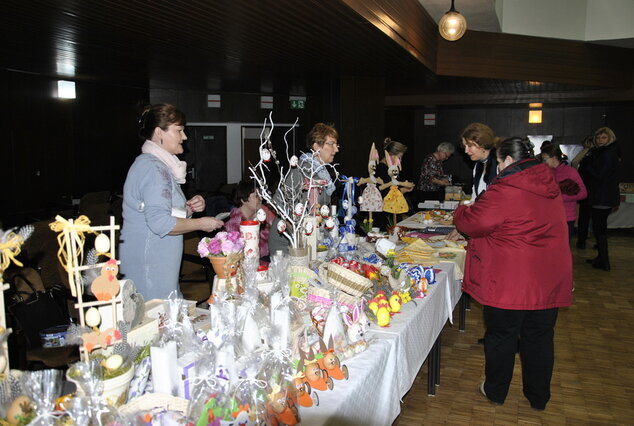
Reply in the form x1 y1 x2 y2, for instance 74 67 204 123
268 122 340 255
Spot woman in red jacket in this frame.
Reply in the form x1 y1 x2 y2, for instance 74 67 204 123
453 137 573 410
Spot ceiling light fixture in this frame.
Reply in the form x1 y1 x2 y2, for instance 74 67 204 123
528 110 542 124
438 0 467 42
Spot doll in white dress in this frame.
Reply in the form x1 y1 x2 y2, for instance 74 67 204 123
358 143 384 221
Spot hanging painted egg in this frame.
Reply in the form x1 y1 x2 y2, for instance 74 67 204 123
357 196 364 205
290 155 299 167
261 148 272 162
94 233 111 253
277 220 287 233
319 205 330 218
304 221 314 235
294 203 304 216
325 218 335 230
256 208 267 222
342 200 349 210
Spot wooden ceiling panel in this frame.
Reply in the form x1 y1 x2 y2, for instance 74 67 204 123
2 0 632 104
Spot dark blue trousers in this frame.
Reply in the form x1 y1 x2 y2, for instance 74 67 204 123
483 306 559 409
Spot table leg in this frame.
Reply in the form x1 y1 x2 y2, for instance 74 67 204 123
459 294 466 332
465 293 471 310
427 341 436 396
434 334 441 386
427 335 442 395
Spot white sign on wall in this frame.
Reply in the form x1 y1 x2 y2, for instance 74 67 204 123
260 96 274 110
424 113 436 125
207 94 221 108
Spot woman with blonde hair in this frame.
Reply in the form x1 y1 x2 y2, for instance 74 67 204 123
576 127 621 271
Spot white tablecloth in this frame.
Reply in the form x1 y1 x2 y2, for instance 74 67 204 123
300 262 462 426
608 202 634 228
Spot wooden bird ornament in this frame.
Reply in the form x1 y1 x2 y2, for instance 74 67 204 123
90 258 120 301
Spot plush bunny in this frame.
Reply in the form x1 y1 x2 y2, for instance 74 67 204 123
343 302 369 343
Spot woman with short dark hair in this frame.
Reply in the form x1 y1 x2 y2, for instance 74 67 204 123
120 104 224 299
223 179 275 259
454 137 573 410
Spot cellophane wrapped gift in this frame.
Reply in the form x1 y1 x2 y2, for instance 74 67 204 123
236 288 268 354
64 394 129 425
63 360 129 424
259 349 300 426
15 370 61 426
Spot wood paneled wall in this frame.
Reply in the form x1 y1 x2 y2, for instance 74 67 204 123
437 31 634 89
386 103 634 186
341 0 438 71
338 76 386 177
150 75 385 180
1 70 147 226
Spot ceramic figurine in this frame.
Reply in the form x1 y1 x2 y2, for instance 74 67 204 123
389 292 402 313
376 300 391 327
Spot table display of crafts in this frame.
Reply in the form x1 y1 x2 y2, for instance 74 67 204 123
0 116 463 426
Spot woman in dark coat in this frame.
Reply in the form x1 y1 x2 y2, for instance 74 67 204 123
453 137 573 410
576 127 621 270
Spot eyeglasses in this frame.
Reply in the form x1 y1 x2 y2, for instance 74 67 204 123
324 141 340 149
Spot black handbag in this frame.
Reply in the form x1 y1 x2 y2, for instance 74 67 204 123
6 269 70 349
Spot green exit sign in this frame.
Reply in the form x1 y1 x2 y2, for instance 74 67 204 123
289 96 306 110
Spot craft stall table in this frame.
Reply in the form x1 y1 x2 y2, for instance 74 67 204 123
397 211 455 232
300 262 463 426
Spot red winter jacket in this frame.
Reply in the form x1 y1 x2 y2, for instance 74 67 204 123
453 159 573 310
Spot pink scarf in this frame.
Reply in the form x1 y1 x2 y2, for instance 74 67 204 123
141 140 187 184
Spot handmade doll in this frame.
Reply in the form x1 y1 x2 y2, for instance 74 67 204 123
379 150 414 224
357 143 384 222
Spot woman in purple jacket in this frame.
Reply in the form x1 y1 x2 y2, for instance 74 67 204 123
540 144 587 238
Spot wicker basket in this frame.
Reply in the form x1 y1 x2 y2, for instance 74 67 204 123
319 262 373 298
307 284 358 309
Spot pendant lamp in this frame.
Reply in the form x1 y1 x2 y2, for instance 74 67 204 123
438 0 467 41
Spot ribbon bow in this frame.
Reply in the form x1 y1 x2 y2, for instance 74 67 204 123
0 232 25 274
49 215 96 273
